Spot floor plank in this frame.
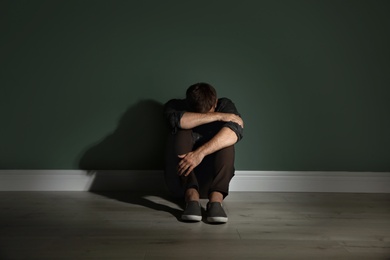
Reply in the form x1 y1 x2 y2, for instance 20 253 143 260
0 191 389 259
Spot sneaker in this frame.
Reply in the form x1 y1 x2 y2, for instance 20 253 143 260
181 201 202 222
207 202 228 223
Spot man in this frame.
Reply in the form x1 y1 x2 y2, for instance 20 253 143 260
164 82 244 223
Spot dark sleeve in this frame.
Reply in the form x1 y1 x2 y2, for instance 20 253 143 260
163 99 186 133
217 98 244 141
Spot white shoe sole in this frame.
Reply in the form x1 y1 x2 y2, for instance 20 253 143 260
182 215 202 222
207 216 228 223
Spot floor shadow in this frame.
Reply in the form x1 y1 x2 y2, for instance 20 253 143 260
91 191 185 222
78 99 185 220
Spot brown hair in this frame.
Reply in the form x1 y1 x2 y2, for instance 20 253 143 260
186 82 217 113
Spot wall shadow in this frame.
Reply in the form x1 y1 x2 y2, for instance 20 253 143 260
79 99 169 171
78 99 184 221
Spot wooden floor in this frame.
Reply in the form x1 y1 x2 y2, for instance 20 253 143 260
0 191 389 260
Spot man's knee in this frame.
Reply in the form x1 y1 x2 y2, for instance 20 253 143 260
215 145 235 167
170 129 194 154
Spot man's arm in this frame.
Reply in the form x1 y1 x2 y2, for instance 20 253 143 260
177 127 238 176
180 112 244 129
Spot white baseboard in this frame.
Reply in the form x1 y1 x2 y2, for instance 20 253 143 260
229 171 390 193
0 170 389 193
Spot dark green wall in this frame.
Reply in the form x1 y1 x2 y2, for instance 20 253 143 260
1 0 389 171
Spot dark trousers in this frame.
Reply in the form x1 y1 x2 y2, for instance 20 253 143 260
164 128 235 199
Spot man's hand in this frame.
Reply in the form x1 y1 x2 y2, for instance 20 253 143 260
219 113 244 128
177 151 205 177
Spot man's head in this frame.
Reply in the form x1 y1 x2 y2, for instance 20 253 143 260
186 82 217 113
